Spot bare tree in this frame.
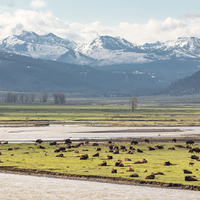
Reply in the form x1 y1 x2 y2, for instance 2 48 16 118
19 94 24 103
29 94 35 102
41 92 48 103
25 95 29 103
130 95 137 112
52 93 66 104
2 93 18 103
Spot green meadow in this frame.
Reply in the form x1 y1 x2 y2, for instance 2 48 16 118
0 102 200 126
0 142 200 186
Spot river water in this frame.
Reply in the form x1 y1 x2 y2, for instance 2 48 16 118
0 125 200 199
0 173 199 200
0 124 200 142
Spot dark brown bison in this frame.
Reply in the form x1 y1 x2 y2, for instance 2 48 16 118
54 149 60 153
8 148 13 151
154 172 164 175
74 150 79 153
189 162 194 167
141 159 147 163
191 155 199 160
56 153 64 157
36 139 43 144
58 147 66 151
3 141 8 144
64 139 71 144
92 153 99 157
82 149 88 151
137 149 143 153
183 169 192 174
79 154 89 160
113 150 119 154
192 148 200 153
129 146 135 150
129 173 139 177
125 157 131 161
134 161 142 164
145 174 155 179
148 147 155 151
126 167 134 172
50 141 57 145
172 138 177 143
155 145 164 149
92 143 99 146
111 169 117 173
186 140 194 145
106 155 113 159
115 162 124 167
38 145 45 149
186 145 192 149
96 148 101 151
131 140 138 145
109 149 113 153
98 161 107 166
120 146 126 150
144 139 149 143
175 145 185 148
185 176 198 181
127 150 134 154
108 141 112 144
163 161 172 166
168 147 175 150
85 141 89 144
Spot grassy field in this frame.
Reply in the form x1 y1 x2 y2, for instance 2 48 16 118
0 101 200 126
0 141 200 187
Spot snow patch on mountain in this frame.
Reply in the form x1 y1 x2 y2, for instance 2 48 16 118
1 31 200 66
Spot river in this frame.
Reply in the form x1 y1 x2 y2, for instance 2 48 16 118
0 124 200 199
0 173 199 200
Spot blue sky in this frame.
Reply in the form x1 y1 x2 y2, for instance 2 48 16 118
0 0 200 44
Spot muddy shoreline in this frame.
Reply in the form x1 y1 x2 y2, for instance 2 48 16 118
0 167 199 191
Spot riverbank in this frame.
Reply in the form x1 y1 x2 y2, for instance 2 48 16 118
0 166 199 191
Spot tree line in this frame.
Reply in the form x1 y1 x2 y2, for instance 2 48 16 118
1 92 66 104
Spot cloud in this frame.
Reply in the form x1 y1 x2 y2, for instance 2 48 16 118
1 10 200 45
30 0 46 9
181 13 200 19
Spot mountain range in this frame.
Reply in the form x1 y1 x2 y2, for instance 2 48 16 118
1 31 200 95
1 31 200 67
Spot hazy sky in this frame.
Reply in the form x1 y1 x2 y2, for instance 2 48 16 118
1 0 200 44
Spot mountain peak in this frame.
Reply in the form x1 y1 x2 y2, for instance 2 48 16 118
90 35 135 50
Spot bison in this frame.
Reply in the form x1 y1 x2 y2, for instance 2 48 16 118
36 139 43 144
111 169 117 173
185 176 198 181
183 169 192 174
145 174 155 179
50 141 57 146
129 173 139 177
106 155 113 159
126 167 134 172
92 153 99 157
186 140 194 145
172 138 177 143
163 161 172 166
98 161 107 166
131 140 138 145
79 154 89 160
64 139 71 144
137 149 143 153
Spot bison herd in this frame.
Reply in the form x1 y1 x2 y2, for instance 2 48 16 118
1 137 200 187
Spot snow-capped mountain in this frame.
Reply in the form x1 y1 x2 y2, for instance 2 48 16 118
1 31 200 66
